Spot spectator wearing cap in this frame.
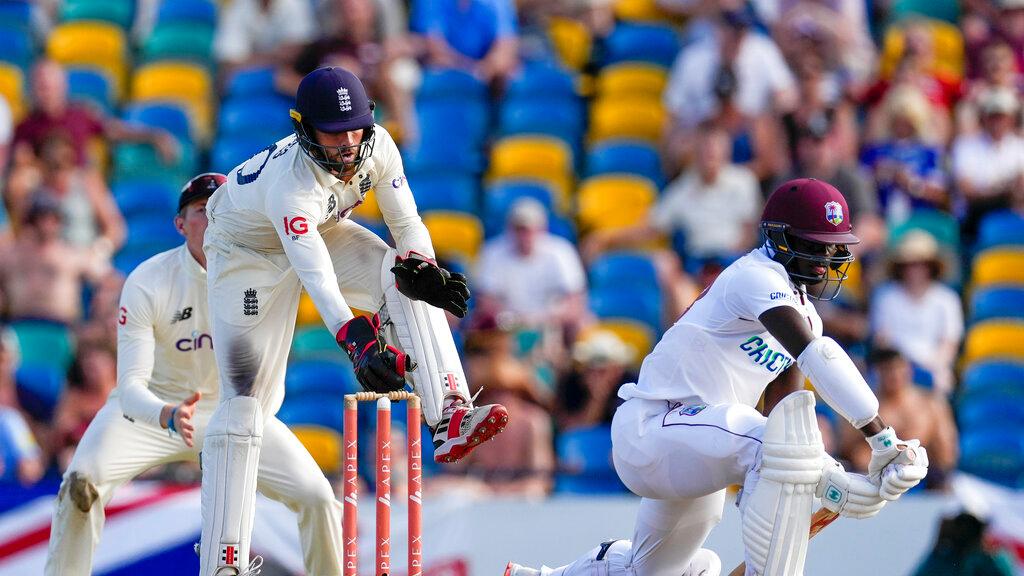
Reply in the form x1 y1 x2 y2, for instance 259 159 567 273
0 326 44 486
415 0 519 84
869 230 963 394
215 0 317 77
13 59 178 169
555 330 635 431
475 198 589 344
839 347 958 489
952 86 1024 239
0 194 110 325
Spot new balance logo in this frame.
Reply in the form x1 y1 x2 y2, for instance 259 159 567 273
171 306 193 324
243 289 258 316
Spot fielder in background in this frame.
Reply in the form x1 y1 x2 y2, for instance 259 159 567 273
45 174 347 576
507 179 930 576
199 66 508 576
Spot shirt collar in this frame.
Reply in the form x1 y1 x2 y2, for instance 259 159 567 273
178 244 206 279
302 150 371 194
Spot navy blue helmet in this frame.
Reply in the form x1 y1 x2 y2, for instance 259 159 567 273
289 66 376 177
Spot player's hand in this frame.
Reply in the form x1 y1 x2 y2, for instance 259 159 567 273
166 391 201 447
880 442 929 501
391 254 470 317
336 315 415 393
816 454 886 519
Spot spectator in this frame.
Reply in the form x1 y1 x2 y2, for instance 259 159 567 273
861 85 948 224
12 59 178 168
554 330 634 431
840 348 958 489
767 0 876 87
0 195 110 325
6 133 126 253
50 344 117 473
952 86 1024 240
782 51 859 164
957 42 1023 135
0 327 44 486
912 512 1014 576
415 0 519 84
454 311 555 496
475 198 589 344
870 231 963 394
215 0 316 76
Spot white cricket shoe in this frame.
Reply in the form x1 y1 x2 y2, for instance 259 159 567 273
432 398 509 463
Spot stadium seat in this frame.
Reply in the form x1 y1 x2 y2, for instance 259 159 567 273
15 363 65 422
218 95 293 140
489 136 574 208
977 210 1024 250
131 62 213 141
585 319 654 363
958 394 1024 432
880 18 964 81
125 213 182 251
285 359 358 398
971 249 1024 288
113 141 197 184
585 140 665 187
482 180 557 236
549 213 578 243
506 61 577 101
292 326 348 362
421 211 484 262
225 67 277 98
576 174 657 236
959 430 1024 488
412 99 490 149
0 24 33 71
0 62 24 121
589 97 666 144
124 103 192 143
889 0 959 24
408 173 478 214
888 209 960 249
614 0 672 22
548 17 592 71
589 252 659 293
417 67 487 102
67 67 114 113
959 361 1024 403
142 23 215 65
11 321 75 370
962 321 1024 365
0 1 32 31
590 286 662 333
497 98 584 148
596 63 668 99
156 0 217 27
292 425 343 474
296 292 319 327
47 22 128 97
60 0 134 30
349 188 382 222
112 181 178 218
211 137 267 175
555 425 628 494
603 22 680 69
971 287 1024 323
403 142 485 176
278 397 345 432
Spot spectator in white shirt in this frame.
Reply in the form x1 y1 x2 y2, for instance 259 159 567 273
870 230 963 395
214 0 316 76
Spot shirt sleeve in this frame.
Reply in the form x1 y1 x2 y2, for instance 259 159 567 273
266 188 354 335
116 271 167 427
553 239 586 294
493 0 518 38
373 128 436 259
724 263 803 321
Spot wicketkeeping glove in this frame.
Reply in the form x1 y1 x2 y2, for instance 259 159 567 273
391 253 470 317
336 315 414 393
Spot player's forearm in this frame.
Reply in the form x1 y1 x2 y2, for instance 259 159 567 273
118 379 167 427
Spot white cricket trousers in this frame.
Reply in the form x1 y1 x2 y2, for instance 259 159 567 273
44 397 343 576
544 398 767 576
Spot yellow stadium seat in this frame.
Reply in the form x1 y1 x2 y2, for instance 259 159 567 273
489 135 574 210
879 19 964 81
291 425 342 474
132 62 213 142
597 63 668 100
351 188 382 221
0 63 24 122
614 0 672 23
422 211 483 262
296 292 319 327
962 321 1024 365
548 17 592 72
577 174 657 235
584 320 655 365
47 22 128 98
971 249 1024 288
590 97 666 144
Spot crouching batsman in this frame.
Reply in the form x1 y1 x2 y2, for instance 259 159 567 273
507 179 928 576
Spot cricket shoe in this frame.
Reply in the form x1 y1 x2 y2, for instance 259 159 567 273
433 399 508 463
504 562 539 576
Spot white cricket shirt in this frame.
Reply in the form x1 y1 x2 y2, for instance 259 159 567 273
620 247 823 407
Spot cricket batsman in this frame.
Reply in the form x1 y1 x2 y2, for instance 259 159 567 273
45 173 346 576
199 66 508 575
507 179 930 576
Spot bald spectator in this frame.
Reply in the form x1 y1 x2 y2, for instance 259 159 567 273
215 0 316 75
0 195 110 325
13 59 178 169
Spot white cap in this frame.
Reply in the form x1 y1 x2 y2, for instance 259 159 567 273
507 197 548 229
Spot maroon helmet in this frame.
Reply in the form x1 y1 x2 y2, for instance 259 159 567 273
761 178 859 300
178 172 227 213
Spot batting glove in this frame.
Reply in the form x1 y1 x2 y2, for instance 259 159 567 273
816 453 886 519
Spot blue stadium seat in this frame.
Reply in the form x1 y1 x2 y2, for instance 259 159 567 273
114 246 158 275
278 397 345 432
67 68 113 113
586 140 665 188
505 62 577 101
604 23 681 68
0 1 32 31
482 180 556 237
497 99 584 148
156 0 217 26
590 286 662 333
977 210 1024 251
589 252 659 293
549 213 577 243
123 103 192 143
555 425 628 494
0 25 33 70
218 96 293 139
409 173 478 214
402 143 484 175
112 181 178 218
15 363 65 422
959 361 1024 402
414 99 490 148
125 213 181 250
959 430 1024 488
292 326 348 363
417 67 488 102
958 394 1024 433
971 287 1024 323
285 359 358 398
225 66 277 98
211 137 267 174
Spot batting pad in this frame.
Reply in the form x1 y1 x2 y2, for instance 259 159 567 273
200 396 263 575
739 391 823 576
381 249 470 426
